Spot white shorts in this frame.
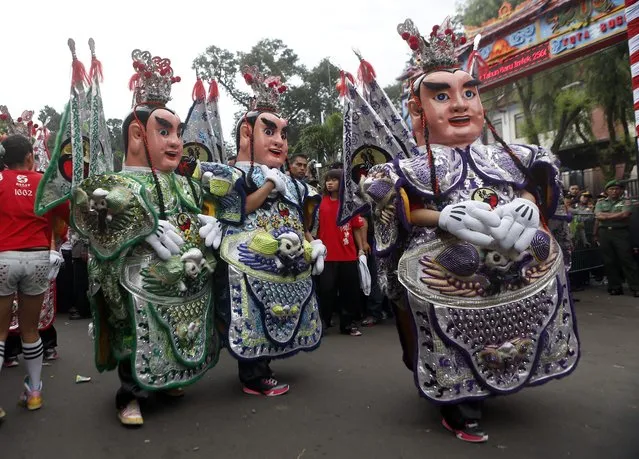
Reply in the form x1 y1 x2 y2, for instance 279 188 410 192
0 250 50 296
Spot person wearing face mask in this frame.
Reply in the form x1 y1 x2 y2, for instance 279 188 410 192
340 19 579 443
196 67 325 396
42 50 223 427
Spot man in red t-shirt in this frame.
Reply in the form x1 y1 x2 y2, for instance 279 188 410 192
317 169 366 336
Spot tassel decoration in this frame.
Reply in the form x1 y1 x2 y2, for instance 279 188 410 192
192 77 206 101
207 80 220 102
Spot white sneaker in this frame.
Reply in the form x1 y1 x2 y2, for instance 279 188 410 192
118 400 143 426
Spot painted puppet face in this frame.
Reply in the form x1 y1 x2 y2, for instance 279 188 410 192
416 70 484 148
145 109 185 173
238 112 288 168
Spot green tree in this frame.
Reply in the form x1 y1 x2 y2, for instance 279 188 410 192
585 44 633 145
292 112 343 165
38 106 63 151
383 81 403 108
193 39 342 147
456 0 529 27
106 118 124 155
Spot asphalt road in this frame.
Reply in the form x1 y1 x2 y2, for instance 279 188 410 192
1 284 638 459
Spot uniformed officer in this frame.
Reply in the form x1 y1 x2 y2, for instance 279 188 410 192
594 180 639 296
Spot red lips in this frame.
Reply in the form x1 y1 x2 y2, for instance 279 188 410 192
449 116 471 127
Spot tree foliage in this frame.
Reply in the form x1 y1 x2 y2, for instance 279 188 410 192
292 112 343 165
456 0 529 28
38 105 63 151
106 118 124 155
193 39 342 129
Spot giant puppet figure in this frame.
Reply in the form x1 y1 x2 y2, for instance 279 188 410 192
196 67 325 396
67 50 221 426
340 20 579 443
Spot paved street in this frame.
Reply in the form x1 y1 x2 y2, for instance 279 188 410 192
1 284 638 458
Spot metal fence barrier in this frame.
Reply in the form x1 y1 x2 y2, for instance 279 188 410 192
568 210 604 273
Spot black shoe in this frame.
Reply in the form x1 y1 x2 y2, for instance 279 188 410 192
69 310 82 320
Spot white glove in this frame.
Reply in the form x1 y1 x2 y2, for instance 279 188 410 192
145 220 184 260
47 250 63 281
358 254 371 296
310 239 327 275
202 171 213 187
438 200 501 247
198 214 223 249
490 198 540 252
260 165 287 195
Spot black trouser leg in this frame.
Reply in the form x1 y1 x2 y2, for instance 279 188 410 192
365 255 384 320
318 262 339 326
40 326 57 350
237 359 273 385
73 258 90 318
336 261 361 331
441 401 483 429
57 250 74 314
115 360 147 409
5 334 21 359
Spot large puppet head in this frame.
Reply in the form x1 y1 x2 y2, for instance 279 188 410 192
398 19 484 149
123 49 183 173
235 66 288 169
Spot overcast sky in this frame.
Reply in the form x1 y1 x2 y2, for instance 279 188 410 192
2 0 456 140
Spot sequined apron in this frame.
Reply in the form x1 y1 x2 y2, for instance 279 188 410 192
220 199 321 360
396 168 579 402
120 253 217 390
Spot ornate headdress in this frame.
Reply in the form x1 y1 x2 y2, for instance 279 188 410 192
0 107 37 139
242 66 287 113
129 50 181 107
397 18 466 79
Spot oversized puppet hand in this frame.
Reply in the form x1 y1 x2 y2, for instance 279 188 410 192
310 239 327 275
490 198 540 252
198 214 223 249
260 165 288 195
145 220 184 260
48 250 64 281
202 171 213 187
438 200 501 247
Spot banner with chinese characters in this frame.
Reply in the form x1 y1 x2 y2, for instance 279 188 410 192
459 0 627 90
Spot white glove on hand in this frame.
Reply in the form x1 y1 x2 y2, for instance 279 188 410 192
145 220 184 260
260 165 287 195
202 171 213 187
490 198 540 252
358 254 371 296
47 250 64 281
310 239 327 275
198 214 223 249
438 200 501 247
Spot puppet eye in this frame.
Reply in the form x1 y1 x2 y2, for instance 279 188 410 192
159 128 169 136
264 128 274 136
435 93 449 101
464 89 476 99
